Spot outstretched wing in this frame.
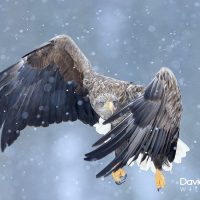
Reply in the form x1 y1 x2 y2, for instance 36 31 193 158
0 35 99 151
85 67 182 177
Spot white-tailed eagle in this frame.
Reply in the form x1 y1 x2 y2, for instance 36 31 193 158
0 35 189 190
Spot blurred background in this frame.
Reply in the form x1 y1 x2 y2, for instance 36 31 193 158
0 0 200 199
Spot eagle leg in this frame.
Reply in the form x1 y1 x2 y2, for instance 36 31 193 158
112 168 127 185
155 169 165 191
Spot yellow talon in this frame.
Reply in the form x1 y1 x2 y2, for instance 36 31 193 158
112 168 127 185
155 169 165 191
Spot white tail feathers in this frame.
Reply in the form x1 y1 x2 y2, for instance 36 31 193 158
174 139 190 163
162 162 172 172
127 154 156 173
93 118 111 135
136 154 156 173
128 139 189 173
93 120 190 173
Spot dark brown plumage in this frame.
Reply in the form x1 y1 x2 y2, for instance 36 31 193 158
0 34 187 189
0 35 100 151
0 35 141 152
85 68 183 181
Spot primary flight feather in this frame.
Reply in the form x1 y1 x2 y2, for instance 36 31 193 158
0 35 189 190
0 34 142 155
85 67 189 189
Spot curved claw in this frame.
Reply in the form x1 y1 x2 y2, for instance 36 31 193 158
112 168 127 185
115 173 127 185
155 169 165 191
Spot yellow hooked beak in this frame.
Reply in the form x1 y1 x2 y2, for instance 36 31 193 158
104 101 116 114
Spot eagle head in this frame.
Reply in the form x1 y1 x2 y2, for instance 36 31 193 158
92 94 120 120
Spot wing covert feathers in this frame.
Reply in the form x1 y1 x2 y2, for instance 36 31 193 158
85 67 183 177
0 35 99 151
